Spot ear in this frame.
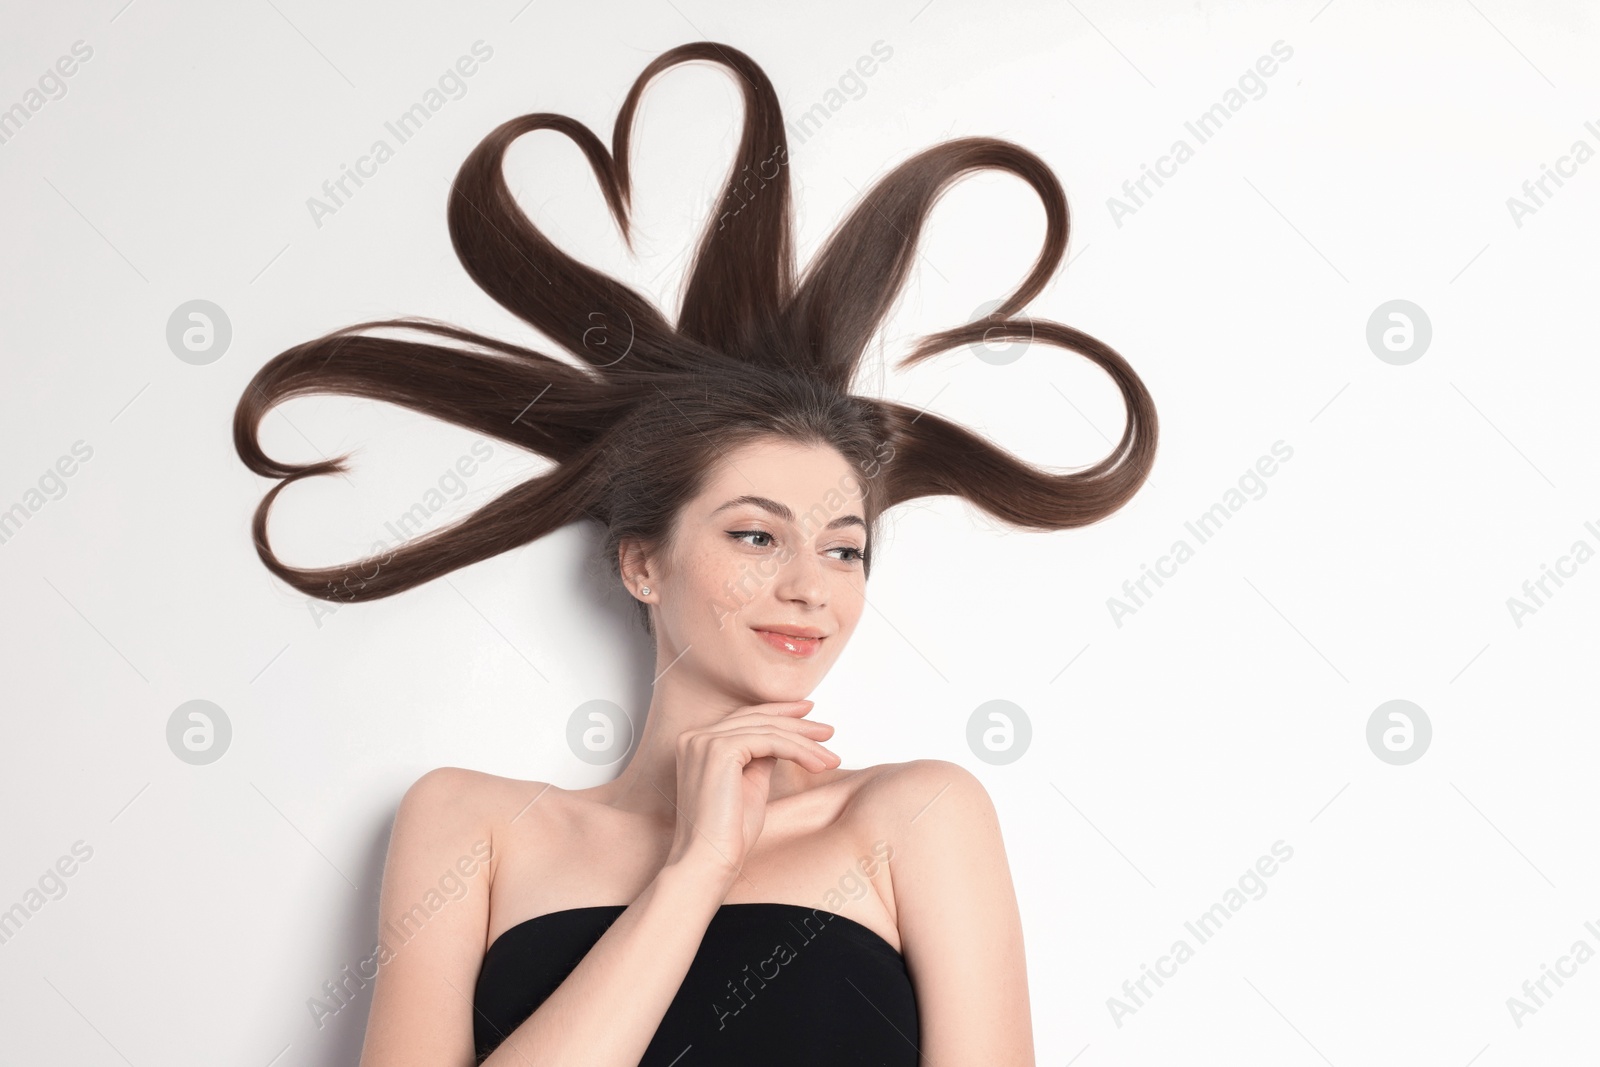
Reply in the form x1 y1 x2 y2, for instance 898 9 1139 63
617 536 659 598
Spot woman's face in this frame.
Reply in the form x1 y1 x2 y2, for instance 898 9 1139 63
636 436 871 705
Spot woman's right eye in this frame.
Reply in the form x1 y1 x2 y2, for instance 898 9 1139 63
729 530 774 548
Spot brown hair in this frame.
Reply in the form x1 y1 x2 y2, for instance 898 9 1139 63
233 41 1158 635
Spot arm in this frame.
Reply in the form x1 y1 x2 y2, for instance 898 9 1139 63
480 857 730 1066
882 759 1036 1065
357 767 490 1067
357 767 735 1067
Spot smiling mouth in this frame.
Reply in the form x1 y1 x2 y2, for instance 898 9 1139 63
753 629 826 657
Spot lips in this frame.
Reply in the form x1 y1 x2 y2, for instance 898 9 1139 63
753 627 827 657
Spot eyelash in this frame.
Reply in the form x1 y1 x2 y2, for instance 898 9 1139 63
728 529 867 564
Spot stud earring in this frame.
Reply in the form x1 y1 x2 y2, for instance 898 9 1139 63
640 586 651 596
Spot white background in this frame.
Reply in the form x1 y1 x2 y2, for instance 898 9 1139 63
2 1 1597 1064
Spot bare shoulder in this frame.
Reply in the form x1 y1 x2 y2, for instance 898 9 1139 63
844 759 1010 927
398 764 498 809
835 759 1000 896
360 766 558 1064
401 764 551 804
846 760 1032 1062
395 765 519 832
402 763 571 817
395 767 569 869
846 758 995 829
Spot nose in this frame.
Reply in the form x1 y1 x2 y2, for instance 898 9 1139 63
771 543 827 608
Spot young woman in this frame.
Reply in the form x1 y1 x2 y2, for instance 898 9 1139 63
234 40 1157 1067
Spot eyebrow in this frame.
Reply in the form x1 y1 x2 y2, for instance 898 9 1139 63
710 494 866 532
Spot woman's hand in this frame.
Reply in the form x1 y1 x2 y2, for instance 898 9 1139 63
664 700 839 885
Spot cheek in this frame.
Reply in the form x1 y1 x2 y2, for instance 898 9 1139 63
834 571 869 618
678 554 751 634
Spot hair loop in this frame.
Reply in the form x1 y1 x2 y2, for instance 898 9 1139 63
233 41 1158 633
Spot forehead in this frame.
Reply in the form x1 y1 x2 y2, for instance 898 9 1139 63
697 438 865 512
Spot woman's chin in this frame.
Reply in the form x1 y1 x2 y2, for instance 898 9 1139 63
739 678 815 706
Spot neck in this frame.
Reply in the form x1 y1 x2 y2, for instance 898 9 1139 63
597 650 820 825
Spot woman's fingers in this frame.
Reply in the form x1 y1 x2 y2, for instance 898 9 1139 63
705 728 840 771
689 712 834 738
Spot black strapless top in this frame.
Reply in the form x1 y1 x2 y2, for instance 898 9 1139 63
472 902 919 1064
